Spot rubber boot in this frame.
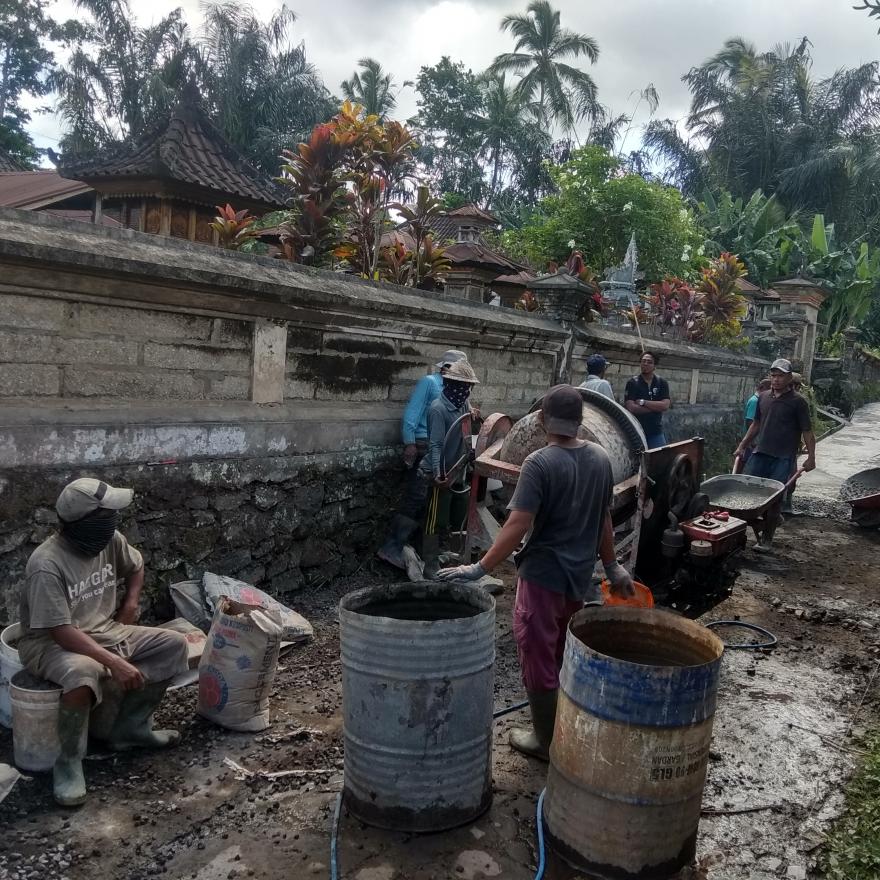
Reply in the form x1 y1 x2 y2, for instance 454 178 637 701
377 515 419 570
509 690 558 762
54 704 89 807
421 533 441 580
108 681 180 751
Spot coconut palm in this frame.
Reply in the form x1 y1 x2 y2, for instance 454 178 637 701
488 0 600 133
341 58 398 119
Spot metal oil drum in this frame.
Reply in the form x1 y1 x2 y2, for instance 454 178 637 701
545 606 724 879
339 581 495 832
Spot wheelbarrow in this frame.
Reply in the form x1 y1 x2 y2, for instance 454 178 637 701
700 462 805 546
840 467 880 529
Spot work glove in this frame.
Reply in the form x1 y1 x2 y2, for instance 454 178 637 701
436 562 486 582
403 444 418 468
604 561 635 599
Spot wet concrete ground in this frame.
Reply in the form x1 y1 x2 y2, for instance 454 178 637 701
797 401 880 517
1 511 878 880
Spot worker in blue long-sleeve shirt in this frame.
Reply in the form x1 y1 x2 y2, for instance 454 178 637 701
379 349 467 573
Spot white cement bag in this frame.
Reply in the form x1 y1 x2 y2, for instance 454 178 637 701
202 573 313 645
198 599 283 732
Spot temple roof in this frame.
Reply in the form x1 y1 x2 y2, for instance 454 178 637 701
59 97 285 210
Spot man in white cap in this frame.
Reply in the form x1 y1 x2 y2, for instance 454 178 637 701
379 350 468 573
18 478 189 806
734 358 816 549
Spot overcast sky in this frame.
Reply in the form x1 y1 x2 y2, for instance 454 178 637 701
28 0 880 156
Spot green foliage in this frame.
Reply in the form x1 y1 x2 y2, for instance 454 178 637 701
341 58 398 119
697 189 801 287
196 3 335 173
410 57 486 203
505 145 704 279
210 203 259 250
820 730 880 880
489 0 600 133
645 37 880 244
0 0 79 166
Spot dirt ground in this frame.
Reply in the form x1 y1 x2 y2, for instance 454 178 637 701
1 515 879 880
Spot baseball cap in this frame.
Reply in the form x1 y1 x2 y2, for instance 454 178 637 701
435 349 467 369
443 360 480 384
586 354 608 374
542 384 583 438
770 358 792 373
56 478 134 523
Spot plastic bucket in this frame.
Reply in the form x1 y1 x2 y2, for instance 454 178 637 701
1 623 25 729
10 670 64 772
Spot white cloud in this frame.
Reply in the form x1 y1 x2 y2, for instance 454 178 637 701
30 0 880 160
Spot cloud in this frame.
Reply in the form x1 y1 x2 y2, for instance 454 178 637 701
31 0 880 157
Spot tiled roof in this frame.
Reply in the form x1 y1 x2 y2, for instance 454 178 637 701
444 241 523 272
0 152 28 172
60 99 285 209
447 204 499 224
493 271 537 287
0 170 92 210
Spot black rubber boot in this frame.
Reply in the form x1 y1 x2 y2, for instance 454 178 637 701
108 681 180 751
54 704 89 807
377 515 419 570
421 534 441 580
509 690 558 762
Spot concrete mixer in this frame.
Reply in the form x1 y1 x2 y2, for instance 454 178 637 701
461 389 745 615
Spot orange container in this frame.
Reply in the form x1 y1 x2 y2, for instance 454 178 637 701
600 579 654 609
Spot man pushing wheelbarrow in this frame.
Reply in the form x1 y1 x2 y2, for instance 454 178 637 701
732 358 816 551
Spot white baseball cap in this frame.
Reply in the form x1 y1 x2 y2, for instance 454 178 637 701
56 478 134 523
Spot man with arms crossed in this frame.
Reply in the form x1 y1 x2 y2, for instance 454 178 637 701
438 385 634 759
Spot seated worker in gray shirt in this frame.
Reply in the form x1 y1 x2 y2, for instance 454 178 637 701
438 385 634 760
18 479 189 806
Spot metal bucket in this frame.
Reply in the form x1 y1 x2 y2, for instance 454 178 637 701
545 607 724 879
10 670 65 772
340 581 495 832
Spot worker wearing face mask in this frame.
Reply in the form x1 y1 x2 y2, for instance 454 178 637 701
17 479 189 807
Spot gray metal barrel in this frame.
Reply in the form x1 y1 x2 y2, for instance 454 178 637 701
339 581 495 832
545 606 724 878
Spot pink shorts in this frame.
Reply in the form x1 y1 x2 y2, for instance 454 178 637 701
512 578 583 692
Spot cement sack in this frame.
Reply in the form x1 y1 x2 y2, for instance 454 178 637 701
198 599 283 732
169 574 313 645
202 573 313 645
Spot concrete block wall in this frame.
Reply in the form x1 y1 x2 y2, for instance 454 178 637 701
0 293 253 401
574 325 766 409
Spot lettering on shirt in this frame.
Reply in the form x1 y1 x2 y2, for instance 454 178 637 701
66 563 115 609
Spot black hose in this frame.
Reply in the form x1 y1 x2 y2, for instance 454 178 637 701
493 699 529 719
705 620 778 650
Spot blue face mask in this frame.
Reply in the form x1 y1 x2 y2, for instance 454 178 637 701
442 379 471 409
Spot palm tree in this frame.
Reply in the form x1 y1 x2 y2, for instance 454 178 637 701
488 0 600 133
341 58 398 119
645 37 880 237
197 2 334 172
53 0 195 155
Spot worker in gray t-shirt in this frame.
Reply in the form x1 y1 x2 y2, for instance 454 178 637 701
20 479 188 807
578 354 615 400
438 384 634 760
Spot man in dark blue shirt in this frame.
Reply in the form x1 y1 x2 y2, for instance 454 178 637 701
624 351 671 448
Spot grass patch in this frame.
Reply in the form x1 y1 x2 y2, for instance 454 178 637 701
820 730 880 880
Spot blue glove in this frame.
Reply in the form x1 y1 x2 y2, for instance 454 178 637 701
436 562 486 582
